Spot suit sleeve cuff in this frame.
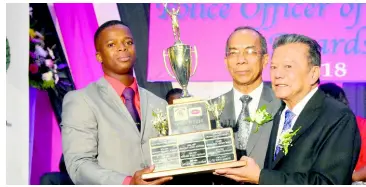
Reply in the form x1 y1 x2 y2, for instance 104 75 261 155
122 176 132 185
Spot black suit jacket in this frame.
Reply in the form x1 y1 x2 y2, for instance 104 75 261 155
259 90 361 185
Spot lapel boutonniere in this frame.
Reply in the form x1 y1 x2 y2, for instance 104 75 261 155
152 109 168 136
278 126 302 155
245 105 273 133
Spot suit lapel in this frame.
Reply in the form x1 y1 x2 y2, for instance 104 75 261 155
247 85 274 155
272 90 324 168
268 103 285 168
97 78 141 137
139 87 148 140
219 90 236 128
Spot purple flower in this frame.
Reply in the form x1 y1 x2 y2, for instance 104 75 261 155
57 63 68 69
35 45 48 57
29 52 36 59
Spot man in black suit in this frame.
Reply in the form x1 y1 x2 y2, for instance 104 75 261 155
214 34 361 184
40 155 74 185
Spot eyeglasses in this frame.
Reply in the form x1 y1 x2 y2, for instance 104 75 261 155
226 48 262 60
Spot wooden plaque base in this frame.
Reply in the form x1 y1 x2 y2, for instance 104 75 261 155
142 160 246 180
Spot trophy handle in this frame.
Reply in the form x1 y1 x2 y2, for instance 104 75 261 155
190 46 198 77
163 49 176 79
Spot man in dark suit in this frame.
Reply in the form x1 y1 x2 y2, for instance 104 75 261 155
210 26 281 184
40 156 74 185
214 34 361 184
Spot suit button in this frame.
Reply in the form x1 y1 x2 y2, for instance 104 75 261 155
141 140 146 144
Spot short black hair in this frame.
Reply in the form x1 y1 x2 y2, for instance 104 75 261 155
166 88 183 102
272 34 322 84
94 20 129 49
272 34 322 67
225 26 267 56
319 83 349 106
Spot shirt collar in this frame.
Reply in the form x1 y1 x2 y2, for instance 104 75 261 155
104 74 139 96
286 87 318 116
233 82 264 102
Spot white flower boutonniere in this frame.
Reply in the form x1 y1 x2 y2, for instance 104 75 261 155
152 109 168 136
278 126 302 155
245 105 273 133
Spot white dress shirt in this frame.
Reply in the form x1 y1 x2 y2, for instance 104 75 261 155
274 87 318 151
233 82 264 131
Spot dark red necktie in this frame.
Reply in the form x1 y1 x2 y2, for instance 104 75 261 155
122 87 141 131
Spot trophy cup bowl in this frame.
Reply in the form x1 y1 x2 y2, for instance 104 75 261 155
163 44 198 98
207 96 226 129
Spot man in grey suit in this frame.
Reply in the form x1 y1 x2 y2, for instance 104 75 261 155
61 20 172 185
211 26 281 184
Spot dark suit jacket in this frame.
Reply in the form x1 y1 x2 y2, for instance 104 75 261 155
259 90 361 185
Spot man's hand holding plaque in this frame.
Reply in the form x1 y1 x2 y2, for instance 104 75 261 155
214 156 261 184
130 166 173 185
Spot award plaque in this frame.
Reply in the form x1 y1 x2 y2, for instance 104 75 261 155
142 3 246 180
144 128 246 179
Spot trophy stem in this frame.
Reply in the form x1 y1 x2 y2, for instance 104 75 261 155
216 120 221 129
181 86 191 98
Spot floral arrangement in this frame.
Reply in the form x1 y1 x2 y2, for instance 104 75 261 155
152 109 168 136
29 6 68 90
278 126 301 155
245 105 273 133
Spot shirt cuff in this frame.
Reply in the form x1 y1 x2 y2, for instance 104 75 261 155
122 176 132 185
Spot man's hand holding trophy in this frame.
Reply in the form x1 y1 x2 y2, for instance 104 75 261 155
142 3 246 180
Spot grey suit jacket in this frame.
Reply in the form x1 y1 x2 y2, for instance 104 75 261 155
211 84 281 169
61 77 167 185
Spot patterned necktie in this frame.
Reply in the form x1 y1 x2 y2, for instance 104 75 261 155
235 95 252 151
274 110 295 160
122 87 141 131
